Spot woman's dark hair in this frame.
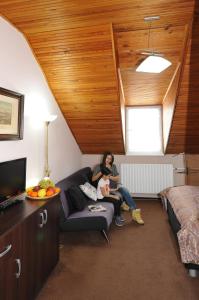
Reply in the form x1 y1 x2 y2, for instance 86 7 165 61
102 152 114 166
100 166 112 176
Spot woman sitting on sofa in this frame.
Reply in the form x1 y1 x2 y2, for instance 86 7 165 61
92 152 144 225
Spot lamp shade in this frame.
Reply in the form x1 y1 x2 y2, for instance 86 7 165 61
136 55 172 73
44 114 57 122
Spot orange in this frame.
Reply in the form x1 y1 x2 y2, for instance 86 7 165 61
27 190 33 196
54 187 60 193
30 191 38 197
46 190 54 197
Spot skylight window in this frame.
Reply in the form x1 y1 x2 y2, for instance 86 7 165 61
126 106 163 155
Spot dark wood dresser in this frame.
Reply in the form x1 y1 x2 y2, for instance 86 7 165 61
0 194 60 300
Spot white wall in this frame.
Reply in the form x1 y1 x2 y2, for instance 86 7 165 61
82 154 186 186
0 17 81 186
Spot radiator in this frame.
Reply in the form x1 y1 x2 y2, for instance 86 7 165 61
120 164 174 195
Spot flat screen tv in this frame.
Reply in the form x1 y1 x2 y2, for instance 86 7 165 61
0 158 26 204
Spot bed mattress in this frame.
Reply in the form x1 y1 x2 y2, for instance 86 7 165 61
162 185 199 265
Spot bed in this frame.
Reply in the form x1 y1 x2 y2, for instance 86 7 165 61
161 185 199 277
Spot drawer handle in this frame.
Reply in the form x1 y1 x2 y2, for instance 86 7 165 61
39 212 44 228
43 209 48 225
15 258 21 278
0 244 12 258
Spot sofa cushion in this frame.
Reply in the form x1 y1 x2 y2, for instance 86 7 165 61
60 201 114 231
56 167 92 218
64 189 76 215
80 182 97 201
67 185 88 212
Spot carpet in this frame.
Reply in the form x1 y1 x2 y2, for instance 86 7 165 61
37 200 199 300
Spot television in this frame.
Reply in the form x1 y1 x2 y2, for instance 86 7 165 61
0 158 26 204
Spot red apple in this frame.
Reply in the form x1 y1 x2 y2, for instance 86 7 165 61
33 186 40 192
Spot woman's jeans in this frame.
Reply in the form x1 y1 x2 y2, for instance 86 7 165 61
118 187 137 210
100 196 122 216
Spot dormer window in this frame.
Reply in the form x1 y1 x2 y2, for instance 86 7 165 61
126 106 163 155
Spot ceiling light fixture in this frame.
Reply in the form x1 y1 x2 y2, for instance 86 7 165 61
136 16 172 73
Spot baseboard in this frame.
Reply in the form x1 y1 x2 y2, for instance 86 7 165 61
131 193 160 199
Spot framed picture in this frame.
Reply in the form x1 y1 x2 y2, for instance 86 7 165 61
0 87 24 140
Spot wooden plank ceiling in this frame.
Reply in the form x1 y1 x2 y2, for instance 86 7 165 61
115 26 186 105
28 24 125 154
167 8 199 154
0 0 196 154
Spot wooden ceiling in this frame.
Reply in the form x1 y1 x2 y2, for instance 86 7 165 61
167 11 199 154
116 26 186 105
27 24 125 154
0 0 196 154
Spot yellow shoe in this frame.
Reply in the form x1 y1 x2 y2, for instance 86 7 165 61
121 202 130 211
132 209 144 225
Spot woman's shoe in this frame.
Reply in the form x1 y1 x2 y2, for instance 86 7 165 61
132 209 144 225
115 216 124 227
121 202 130 211
119 215 125 222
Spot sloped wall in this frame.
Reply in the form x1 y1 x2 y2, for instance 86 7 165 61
167 4 199 153
26 24 125 154
0 17 81 186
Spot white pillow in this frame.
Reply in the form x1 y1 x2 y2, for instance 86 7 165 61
79 182 97 201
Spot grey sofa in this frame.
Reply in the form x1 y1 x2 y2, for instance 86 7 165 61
56 167 114 241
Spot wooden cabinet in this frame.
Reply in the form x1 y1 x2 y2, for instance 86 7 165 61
41 198 59 282
0 195 60 300
0 226 21 300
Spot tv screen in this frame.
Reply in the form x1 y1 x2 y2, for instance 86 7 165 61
0 158 26 203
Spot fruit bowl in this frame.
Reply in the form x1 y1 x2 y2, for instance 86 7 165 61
26 190 60 200
26 186 61 200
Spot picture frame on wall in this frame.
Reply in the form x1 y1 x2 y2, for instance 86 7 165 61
0 87 24 140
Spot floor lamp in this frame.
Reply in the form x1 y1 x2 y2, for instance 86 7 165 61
44 115 57 178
